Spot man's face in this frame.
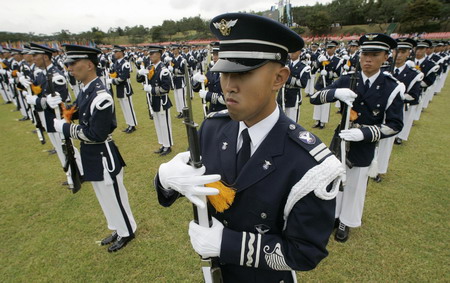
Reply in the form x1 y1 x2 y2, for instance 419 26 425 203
394 48 410 66
311 45 318 52
150 52 161 64
24 54 33 63
67 59 90 82
290 50 301 61
360 51 388 77
426 47 433 55
33 54 47 69
4 52 11 59
172 48 180 56
349 46 358 54
13 54 22 61
415 47 426 59
114 51 123 59
212 52 219 63
326 47 336 56
220 62 288 127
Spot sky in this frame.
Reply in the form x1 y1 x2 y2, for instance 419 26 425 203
1 0 332 35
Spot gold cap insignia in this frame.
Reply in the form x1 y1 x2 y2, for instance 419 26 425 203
366 34 378 41
213 19 238 36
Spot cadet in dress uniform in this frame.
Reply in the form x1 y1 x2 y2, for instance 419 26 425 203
312 40 343 129
53 44 137 252
310 33 404 242
375 38 421 182
169 44 187 118
25 43 71 181
278 47 311 122
137 45 173 156
107 45 137 134
192 42 227 114
0 48 12 104
154 13 344 283
347 39 360 72
9 48 30 121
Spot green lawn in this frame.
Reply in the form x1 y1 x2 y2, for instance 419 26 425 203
1 71 449 282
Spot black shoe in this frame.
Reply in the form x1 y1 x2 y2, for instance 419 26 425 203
394 138 402 145
18 116 29 121
62 181 69 186
160 147 172 156
153 146 164 154
335 221 349 242
373 174 382 183
48 149 57 155
150 115 153 120
122 126 131 132
176 113 183 119
108 234 135 252
126 126 136 134
334 218 340 229
101 231 118 246
312 121 321 128
319 123 325 129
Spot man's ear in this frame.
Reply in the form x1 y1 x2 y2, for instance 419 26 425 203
273 65 290 91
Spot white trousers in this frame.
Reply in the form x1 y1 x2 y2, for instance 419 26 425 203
313 103 330 123
285 106 300 123
377 136 395 174
91 168 137 237
397 106 416 141
0 85 10 102
335 166 369 228
18 91 29 117
47 132 66 168
118 96 137 127
173 87 186 113
153 108 173 148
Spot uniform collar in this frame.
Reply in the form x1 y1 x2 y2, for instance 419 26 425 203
237 106 280 155
394 64 406 74
81 77 98 92
291 58 300 66
361 69 381 87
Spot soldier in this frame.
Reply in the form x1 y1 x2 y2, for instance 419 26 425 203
155 13 344 283
169 44 187 118
53 44 137 252
347 39 360 72
312 40 343 129
137 45 173 156
107 45 137 134
310 33 404 242
10 48 30 121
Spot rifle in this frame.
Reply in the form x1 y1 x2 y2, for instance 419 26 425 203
182 60 223 283
26 85 46 144
45 62 83 194
143 65 154 120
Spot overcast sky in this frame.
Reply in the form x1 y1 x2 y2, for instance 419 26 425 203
1 0 332 35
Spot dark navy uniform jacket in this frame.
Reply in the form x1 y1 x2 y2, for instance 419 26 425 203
314 55 343 90
278 60 310 107
137 61 172 112
156 111 337 283
417 58 438 89
62 77 125 181
112 58 133 98
348 52 360 72
172 55 185 89
193 71 227 113
393 66 422 105
34 64 69 132
311 72 404 167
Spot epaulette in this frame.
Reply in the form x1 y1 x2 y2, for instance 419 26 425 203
206 109 230 119
383 71 401 84
287 123 333 163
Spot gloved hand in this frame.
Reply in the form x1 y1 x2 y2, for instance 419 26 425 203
189 217 224 258
164 56 173 63
320 69 328 76
9 78 15 84
168 65 173 73
199 89 207 99
334 88 358 107
339 128 364 142
26 94 37 105
158 151 221 209
420 81 428 88
305 53 311 59
404 94 415 101
318 54 328 62
47 93 62 109
53 118 66 133
193 72 207 84
405 60 416 68
0 69 6 75
342 54 350 60
343 64 350 71
138 68 149 76
19 76 31 88
144 84 152 93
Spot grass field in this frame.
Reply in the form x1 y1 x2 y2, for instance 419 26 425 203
1 71 449 282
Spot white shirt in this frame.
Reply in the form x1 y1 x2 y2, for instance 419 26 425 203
394 64 406 75
236 106 280 156
361 70 381 88
81 77 98 92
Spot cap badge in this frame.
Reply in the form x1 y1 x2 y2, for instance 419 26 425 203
213 19 238 36
366 34 378 41
222 142 228 150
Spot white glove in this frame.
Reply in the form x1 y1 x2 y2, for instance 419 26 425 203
305 53 311 59
164 56 173 63
193 72 207 84
405 60 415 68
158 151 221 209
26 94 38 105
320 69 328 76
138 68 149 76
342 54 350 60
144 84 152 93
306 60 311 65
136 58 143 63
47 94 62 109
404 94 415 101
106 78 113 85
318 55 328 62
0 69 6 75
189 217 224 258
343 64 350 71
53 118 66 133
199 89 207 99
19 76 31 88
9 78 15 84
339 128 364 142
168 65 174 73
334 88 357 107
420 81 428 88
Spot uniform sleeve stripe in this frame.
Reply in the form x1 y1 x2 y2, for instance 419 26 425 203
240 232 247 266
309 143 326 156
246 233 256 267
254 234 262 268
314 148 332 162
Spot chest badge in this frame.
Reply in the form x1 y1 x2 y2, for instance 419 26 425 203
262 160 272 170
298 131 316 144
222 142 228 150
373 109 380 116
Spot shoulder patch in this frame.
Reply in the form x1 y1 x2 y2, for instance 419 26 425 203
206 109 230 119
288 124 333 163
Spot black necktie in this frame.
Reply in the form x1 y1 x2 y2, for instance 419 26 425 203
236 128 251 174
364 79 370 93
394 68 400 77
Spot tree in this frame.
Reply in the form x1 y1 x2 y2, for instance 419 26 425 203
400 0 443 32
305 10 333 35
